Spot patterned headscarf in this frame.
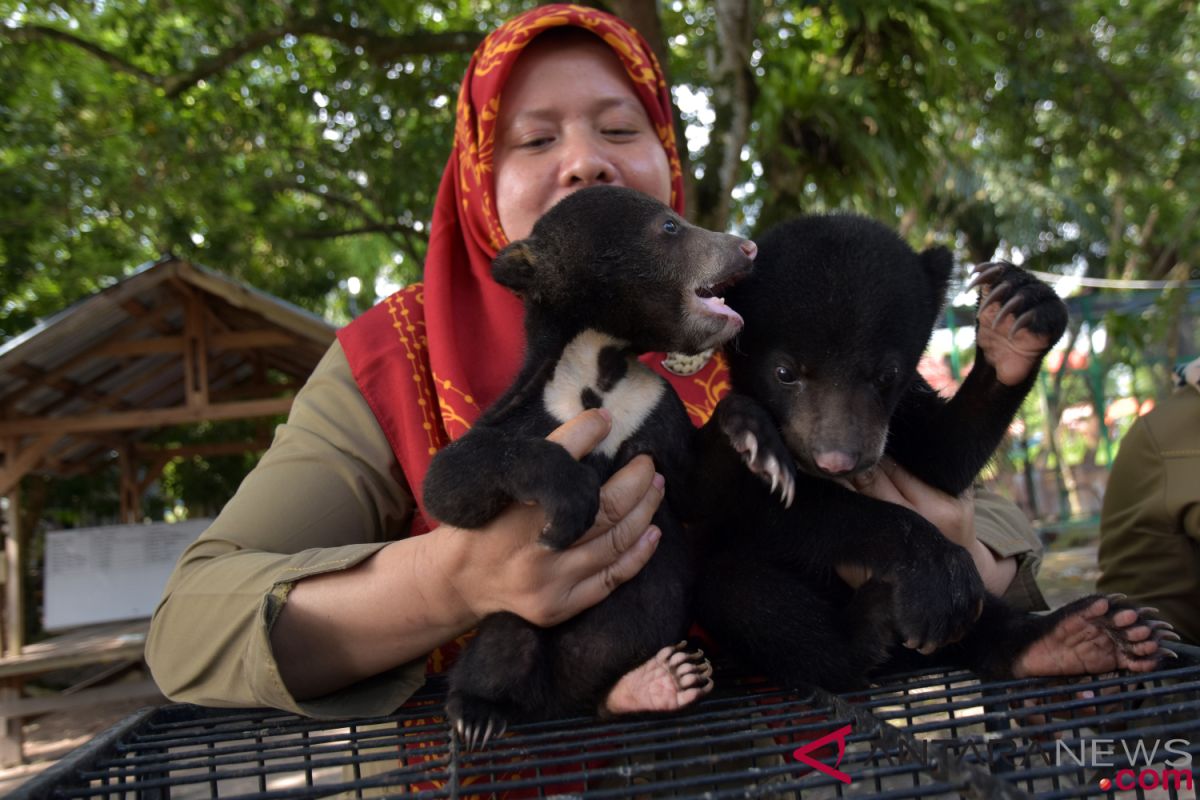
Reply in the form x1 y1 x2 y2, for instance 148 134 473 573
339 4 730 533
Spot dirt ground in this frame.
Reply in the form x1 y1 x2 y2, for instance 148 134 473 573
0 544 1105 795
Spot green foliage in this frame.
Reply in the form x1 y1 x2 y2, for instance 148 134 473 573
748 0 1002 233
0 1 507 338
2 0 1196 337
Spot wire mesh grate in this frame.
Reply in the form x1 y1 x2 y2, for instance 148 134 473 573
15 645 1200 800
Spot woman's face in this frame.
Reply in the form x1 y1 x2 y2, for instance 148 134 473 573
493 34 673 243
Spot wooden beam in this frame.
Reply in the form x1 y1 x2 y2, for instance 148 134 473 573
84 359 182 418
88 330 296 359
119 296 175 335
135 454 172 498
0 434 59 497
0 397 294 437
0 676 162 718
22 363 127 420
91 337 184 358
177 262 335 348
130 349 242 417
212 329 297 350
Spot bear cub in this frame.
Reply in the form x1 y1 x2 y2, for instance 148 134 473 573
692 213 1171 689
423 185 756 747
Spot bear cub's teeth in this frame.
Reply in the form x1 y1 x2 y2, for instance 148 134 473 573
695 287 727 304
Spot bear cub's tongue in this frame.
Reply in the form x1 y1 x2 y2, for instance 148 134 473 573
697 292 744 326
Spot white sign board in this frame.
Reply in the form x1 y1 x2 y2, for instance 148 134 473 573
43 519 210 631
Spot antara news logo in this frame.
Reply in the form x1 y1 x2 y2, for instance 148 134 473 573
1057 737 1194 793
789 727 1197 791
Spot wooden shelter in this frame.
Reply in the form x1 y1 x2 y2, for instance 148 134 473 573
0 256 335 762
0 254 336 652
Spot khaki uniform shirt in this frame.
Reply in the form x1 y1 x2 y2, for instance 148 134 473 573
146 341 1047 716
1099 382 1200 644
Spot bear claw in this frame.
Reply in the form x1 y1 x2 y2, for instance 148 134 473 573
447 692 510 752
731 430 795 508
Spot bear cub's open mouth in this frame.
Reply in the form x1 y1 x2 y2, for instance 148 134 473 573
692 264 752 325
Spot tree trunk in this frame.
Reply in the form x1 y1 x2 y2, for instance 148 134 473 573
605 0 695 214
693 0 758 231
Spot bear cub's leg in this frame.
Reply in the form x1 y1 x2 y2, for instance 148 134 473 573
423 427 601 549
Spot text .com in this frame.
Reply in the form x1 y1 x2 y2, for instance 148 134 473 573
1056 738 1194 793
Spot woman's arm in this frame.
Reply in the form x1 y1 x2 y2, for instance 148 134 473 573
842 458 1041 605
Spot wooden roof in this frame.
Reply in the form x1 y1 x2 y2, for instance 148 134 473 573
0 256 336 495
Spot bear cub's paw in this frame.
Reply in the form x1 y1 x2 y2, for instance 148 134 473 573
968 261 1069 387
531 455 602 549
602 641 714 716
887 525 986 653
504 445 602 549
1011 593 1180 679
716 393 796 507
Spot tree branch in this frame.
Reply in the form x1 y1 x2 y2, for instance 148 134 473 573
3 24 158 83
2 21 484 98
292 222 427 241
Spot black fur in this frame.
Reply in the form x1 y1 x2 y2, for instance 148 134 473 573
423 186 754 737
689 213 1113 690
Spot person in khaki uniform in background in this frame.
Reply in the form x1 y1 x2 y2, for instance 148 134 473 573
146 5 1049 720
1099 356 1200 645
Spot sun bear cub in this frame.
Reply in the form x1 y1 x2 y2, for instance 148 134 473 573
423 185 755 746
692 213 1171 688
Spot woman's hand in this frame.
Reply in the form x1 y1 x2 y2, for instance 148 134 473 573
841 457 1017 596
432 408 665 628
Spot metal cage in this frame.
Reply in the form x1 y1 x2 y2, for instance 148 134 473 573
15 646 1200 800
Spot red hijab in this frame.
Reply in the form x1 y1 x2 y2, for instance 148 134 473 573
339 4 731 534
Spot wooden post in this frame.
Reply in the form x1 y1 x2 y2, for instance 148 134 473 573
0 678 23 767
118 445 140 524
182 287 210 411
1 482 28 765
4 486 24 657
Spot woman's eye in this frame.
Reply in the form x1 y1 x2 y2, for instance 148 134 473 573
663 219 679 234
775 366 797 384
518 136 553 149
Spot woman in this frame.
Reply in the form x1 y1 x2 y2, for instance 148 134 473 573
146 4 1043 718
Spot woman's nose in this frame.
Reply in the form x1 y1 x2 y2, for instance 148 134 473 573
560 133 615 187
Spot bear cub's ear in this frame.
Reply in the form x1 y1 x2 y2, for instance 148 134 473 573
919 245 953 298
493 240 540 297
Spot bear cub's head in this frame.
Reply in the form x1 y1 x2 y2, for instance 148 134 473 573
493 186 756 355
727 213 953 479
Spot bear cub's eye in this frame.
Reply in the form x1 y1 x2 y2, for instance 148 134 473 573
662 219 680 235
875 365 899 387
775 366 798 385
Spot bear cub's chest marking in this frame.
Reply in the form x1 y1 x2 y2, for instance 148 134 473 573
544 329 666 458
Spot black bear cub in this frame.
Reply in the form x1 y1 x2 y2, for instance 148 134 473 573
692 213 1171 690
423 185 755 747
